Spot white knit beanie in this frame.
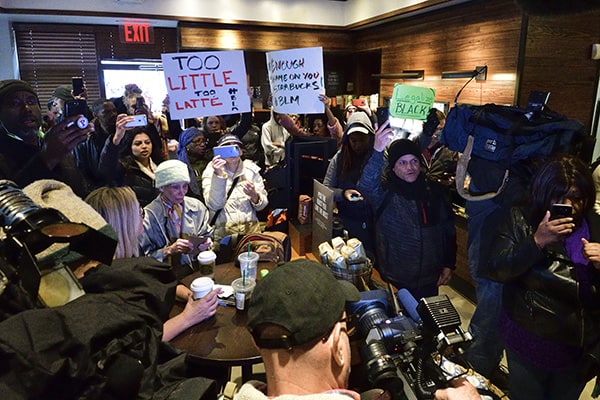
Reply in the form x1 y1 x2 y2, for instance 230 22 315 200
154 159 190 188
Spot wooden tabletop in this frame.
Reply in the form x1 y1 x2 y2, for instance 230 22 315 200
169 261 276 368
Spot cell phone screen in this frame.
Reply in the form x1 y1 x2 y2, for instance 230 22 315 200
377 107 389 127
214 145 240 159
72 77 84 96
65 99 87 117
550 204 572 220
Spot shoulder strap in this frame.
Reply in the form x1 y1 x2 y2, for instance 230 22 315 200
210 176 240 225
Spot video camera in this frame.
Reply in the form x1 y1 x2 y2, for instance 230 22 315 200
347 288 473 400
0 180 116 312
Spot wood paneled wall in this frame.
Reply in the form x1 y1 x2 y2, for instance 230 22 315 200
352 0 523 107
179 23 352 53
519 11 600 130
177 0 600 132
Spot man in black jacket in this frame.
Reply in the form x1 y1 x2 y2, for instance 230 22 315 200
0 79 92 196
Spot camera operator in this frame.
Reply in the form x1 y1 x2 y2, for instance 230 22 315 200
0 79 93 197
239 259 479 400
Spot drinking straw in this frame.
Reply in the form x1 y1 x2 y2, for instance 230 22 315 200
247 242 251 257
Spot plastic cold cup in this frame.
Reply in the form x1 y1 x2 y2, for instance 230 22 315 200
231 277 256 311
190 276 214 300
197 250 217 279
238 251 259 281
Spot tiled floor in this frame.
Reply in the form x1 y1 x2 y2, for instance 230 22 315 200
230 271 596 399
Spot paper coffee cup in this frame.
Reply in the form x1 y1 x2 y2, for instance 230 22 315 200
198 250 217 278
190 276 214 300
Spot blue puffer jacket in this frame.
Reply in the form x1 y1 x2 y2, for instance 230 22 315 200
358 150 456 292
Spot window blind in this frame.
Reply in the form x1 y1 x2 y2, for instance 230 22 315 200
14 24 100 107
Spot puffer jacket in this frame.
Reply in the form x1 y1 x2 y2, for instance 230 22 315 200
202 159 268 243
358 150 456 291
484 206 600 349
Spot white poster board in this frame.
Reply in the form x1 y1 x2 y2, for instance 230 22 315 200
161 50 250 119
266 46 324 114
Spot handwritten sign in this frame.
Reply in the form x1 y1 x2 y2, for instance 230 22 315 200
266 47 324 114
161 50 250 119
389 84 436 121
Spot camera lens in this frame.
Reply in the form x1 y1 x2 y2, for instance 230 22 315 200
356 303 389 337
361 340 406 399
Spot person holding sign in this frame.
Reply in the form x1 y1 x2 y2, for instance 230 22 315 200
358 127 456 301
202 134 269 245
260 109 304 166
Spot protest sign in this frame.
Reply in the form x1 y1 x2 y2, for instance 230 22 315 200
161 50 250 119
266 47 324 114
389 84 436 121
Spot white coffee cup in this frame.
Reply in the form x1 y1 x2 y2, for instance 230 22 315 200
190 276 214 300
197 250 217 278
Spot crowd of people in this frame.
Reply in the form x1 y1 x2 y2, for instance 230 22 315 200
0 76 599 400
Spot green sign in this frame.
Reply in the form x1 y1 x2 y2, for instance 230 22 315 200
389 84 436 121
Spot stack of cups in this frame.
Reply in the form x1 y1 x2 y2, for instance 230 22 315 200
233 251 260 311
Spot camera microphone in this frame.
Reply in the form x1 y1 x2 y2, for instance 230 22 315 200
397 289 422 323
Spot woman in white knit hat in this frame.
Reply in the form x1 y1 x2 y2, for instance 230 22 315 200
139 159 213 280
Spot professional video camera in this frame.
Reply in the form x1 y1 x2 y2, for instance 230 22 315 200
348 288 473 400
0 180 116 313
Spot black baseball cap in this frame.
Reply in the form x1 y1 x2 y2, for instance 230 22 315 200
247 259 360 349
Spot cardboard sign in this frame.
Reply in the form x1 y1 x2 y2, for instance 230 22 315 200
161 50 250 119
266 47 324 114
389 84 436 121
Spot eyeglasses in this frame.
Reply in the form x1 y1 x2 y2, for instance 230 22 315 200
321 313 357 342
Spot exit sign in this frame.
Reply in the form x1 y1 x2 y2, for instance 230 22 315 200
119 23 154 44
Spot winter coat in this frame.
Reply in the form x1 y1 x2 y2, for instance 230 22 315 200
139 195 213 279
202 159 268 243
484 206 600 350
358 150 456 291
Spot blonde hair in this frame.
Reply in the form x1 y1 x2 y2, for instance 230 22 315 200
85 186 141 259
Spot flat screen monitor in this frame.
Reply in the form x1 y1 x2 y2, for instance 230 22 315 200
286 136 338 218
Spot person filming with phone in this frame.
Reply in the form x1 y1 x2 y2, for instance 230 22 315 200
0 79 93 197
202 134 268 247
483 154 600 400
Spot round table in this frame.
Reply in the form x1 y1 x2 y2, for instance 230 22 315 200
170 261 276 381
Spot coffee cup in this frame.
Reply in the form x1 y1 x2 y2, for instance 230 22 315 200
190 276 214 300
197 250 217 279
238 251 259 281
231 277 256 311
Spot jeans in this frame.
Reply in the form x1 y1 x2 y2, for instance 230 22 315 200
506 349 586 400
463 197 506 378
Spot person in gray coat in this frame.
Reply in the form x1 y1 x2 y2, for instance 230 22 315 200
358 124 456 300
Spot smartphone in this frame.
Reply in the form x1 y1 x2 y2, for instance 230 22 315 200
352 98 367 107
71 77 84 97
65 99 88 117
376 106 389 127
214 144 240 159
550 204 573 220
124 114 148 128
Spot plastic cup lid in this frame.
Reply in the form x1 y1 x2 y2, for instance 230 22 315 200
198 250 217 263
190 276 214 291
